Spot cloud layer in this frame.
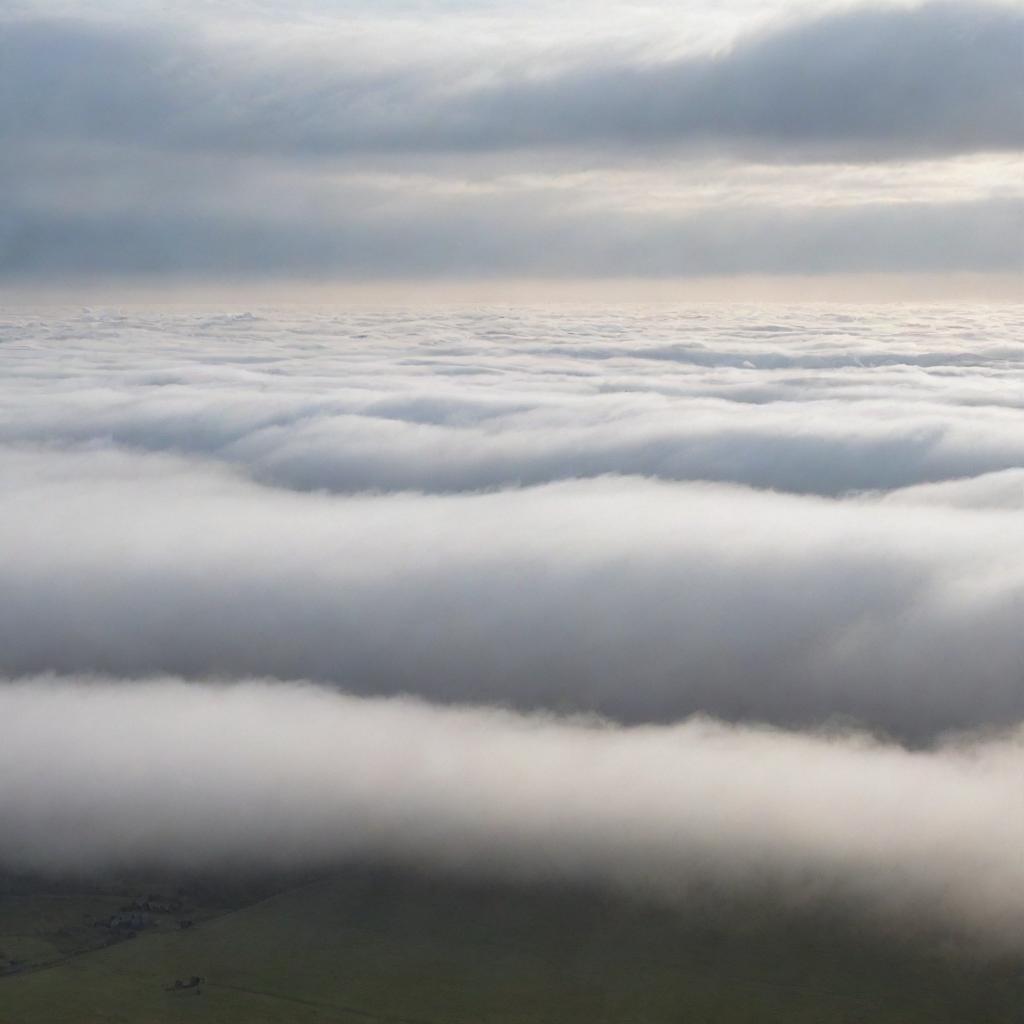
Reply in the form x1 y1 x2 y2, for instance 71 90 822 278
2 306 1024 739
5 4 1022 160
3 302 1024 949
3 677 1023 947
2 1 1023 278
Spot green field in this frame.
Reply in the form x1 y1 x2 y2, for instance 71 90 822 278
1 867 1020 1023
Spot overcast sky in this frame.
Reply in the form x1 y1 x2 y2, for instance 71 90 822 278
2 0 1022 288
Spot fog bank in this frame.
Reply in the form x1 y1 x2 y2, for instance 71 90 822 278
2 678 1022 948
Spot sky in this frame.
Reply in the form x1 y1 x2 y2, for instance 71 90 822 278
3 303 1024 951
1 0 1023 291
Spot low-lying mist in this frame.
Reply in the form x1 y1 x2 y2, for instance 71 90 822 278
3 304 1023 957
2 445 1024 738
2 677 1021 950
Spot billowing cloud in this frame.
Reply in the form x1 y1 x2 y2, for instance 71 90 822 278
3 677 1022 947
2 298 1024 966
5 445 1024 738
2 307 1024 740
4 305 1024 495
4 0 1024 976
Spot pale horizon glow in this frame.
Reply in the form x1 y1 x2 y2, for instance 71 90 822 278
3 273 1023 308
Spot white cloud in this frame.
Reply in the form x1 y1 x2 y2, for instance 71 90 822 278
1 306 1023 739
3 287 1024 960
2 677 1022 947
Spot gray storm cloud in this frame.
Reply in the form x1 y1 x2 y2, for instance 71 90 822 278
3 194 1022 278
2 2 1023 278
2 677 1022 947
4 3 1022 160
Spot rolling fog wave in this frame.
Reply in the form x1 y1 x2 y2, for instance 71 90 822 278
3 304 1023 944
2 677 1022 946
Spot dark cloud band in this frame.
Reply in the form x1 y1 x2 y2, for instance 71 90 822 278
4 4 1022 160
1 3 1022 279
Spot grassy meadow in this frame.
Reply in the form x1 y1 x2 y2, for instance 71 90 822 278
2 867 1020 1023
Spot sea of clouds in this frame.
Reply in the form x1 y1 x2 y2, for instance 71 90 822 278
2 303 1023 946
